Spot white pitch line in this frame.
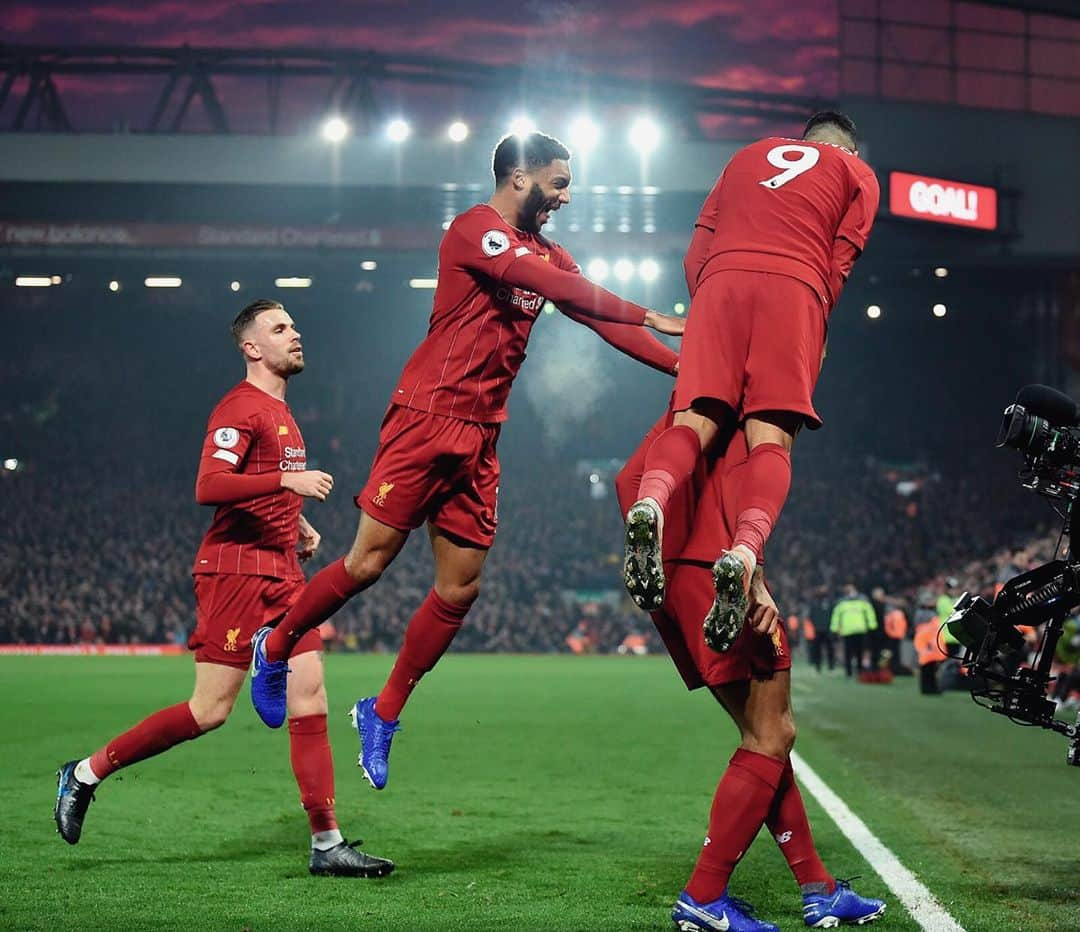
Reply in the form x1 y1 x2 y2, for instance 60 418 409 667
790 750 965 932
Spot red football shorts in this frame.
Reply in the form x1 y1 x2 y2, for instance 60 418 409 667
189 574 322 669
358 404 501 548
654 560 791 688
673 270 826 429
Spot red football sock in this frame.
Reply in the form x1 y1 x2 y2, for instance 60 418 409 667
375 589 470 721
766 761 834 890
685 749 787 903
731 442 792 561
288 714 338 834
636 424 701 515
88 702 203 779
266 558 364 663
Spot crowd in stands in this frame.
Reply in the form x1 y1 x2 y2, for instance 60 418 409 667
0 435 1050 657
2 296 1054 658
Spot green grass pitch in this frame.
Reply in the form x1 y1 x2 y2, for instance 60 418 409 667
3 654 1079 931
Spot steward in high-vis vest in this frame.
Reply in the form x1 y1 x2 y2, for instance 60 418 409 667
913 610 948 695
883 606 909 674
830 584 877 677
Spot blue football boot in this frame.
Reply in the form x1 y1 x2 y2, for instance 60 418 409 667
803 879 886 927
672 890 779 932
349 697 401 790
250 626 289 728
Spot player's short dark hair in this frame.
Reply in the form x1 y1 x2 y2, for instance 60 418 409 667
803 110 857 148
231 299 282 348
492 132 571 186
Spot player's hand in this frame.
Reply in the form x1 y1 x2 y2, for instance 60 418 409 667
747 567 780 637
281 469 334 501
644 310 686 336
297 520 321 562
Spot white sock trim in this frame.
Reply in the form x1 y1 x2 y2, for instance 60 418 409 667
312 828 344 851
74 757 102 785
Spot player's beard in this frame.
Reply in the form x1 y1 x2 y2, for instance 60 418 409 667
273 352 305 377
521 183 549 234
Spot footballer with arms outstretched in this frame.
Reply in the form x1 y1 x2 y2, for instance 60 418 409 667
625 111 879 655
54 300 393 878
250 132 685 795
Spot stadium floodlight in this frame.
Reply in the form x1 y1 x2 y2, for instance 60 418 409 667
360 260 378 271
629 116 661 154
638 258 660 283
3 458 17 471
508 115 536 137
673 302 686 315
145 277 182 288
321 116 350 144
275 277 312 288
568 116 600 154
386 118 411 143
933 303 948 317
409 278 438 289
230 281 241 292
15 276 53 287
447 121 469 143
866 304 882 319
108 280 120 292
934 267 949 278
613 258 635 283
586 258 610 282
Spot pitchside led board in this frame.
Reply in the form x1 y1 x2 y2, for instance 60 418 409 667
888 171 998 231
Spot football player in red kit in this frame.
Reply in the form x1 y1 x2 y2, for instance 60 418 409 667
54 300 393 878
250 132 684 791
616 412 885 931
624 111 879 654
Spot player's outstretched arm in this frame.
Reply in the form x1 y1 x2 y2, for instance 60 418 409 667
502 253 650 325
559 306 679 375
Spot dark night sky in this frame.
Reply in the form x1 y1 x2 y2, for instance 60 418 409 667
3 2 1078 131
0 1 840 134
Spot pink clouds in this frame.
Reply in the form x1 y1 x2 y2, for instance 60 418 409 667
0 1 840 136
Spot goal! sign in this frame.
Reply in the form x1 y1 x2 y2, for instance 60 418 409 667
889 171 998 231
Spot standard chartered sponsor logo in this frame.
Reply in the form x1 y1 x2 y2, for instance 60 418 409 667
280 445 307 472
494 286 545 313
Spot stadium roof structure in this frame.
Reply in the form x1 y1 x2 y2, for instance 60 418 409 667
0 44 827 135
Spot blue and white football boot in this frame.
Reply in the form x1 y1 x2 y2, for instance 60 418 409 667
349 697 401 790
803 880 886 927
250 626 289 728
672 890 779 932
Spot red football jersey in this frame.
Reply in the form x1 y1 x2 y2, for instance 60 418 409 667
392 204 580 424
693 137 880 308
192 381 306 580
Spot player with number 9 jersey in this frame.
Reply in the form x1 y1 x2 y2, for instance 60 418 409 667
623 112 879 662
676 123 879 426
